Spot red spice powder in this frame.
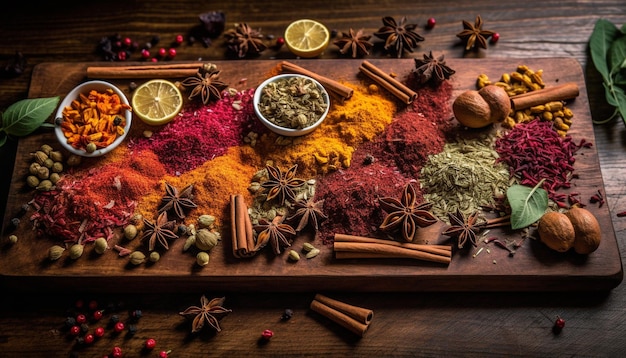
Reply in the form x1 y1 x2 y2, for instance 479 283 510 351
29 151 165 243
129 89 260 175
315 82 453 243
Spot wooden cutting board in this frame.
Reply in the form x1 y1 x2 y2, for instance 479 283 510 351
0 58 622 293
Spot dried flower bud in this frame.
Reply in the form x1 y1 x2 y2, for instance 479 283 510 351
183 235 196 252
36 179 53 191
129 251 146 265
149 251 160 263
195 228 219 251
43 158 54 169
29 162 41 175
196 251 210 266
124 225 138 240
48 245 65 260
51 161 64 173
94 238 108 254
36 166 50 180
33 150 48 165
49 173 61 185
197 214 216 229
69 244 84 260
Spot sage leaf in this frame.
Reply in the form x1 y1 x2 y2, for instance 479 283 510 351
506 181 548 230
0 96 60 138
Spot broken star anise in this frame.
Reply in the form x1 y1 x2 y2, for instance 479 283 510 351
442 208 480 249
180 64 228 105
158 182 197 219
333 28 373 58
378 182 438 242
253 215 296 255
374 16 424 58
413 51 456 86
260 164 306 206
456 15 495 51
287 198 328 232
143 211 179 251
224 23 267 58
179 295 232 333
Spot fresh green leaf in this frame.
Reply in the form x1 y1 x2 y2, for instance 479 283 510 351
0 133 6 147
612 85 626 123
506 181 549 230
603 82 620 107
609 34 626 74
0 97 60 137
590 19 619 82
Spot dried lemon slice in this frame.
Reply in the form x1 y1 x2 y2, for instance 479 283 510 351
284 19 330 58
131 79 183 125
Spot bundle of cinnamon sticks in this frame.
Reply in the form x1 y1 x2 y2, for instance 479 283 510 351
333 233 451 265
310 294 373 337
358 60 417 105
230 194 256 258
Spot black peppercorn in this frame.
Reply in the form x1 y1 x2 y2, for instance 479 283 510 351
280 308 293 321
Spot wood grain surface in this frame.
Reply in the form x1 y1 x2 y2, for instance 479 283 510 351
1 1 626 357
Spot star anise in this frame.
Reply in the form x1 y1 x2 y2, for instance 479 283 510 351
413 51 456 86
179 295 232 333
158 182 197 219
334 28 373 58
378 182 438 242
180 64 228 104
287 198 328 232
442 208 480 249
374 16 424 58
143 211 179 251
260 164 306 206
224 23 267 58
253 215 296 255
456 15 495 51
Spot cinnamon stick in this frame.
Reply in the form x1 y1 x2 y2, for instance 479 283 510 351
334 233 451 256
333 241 451 264
86 63 205 79
359 60 417 104
510 82 579 110
280 61 354 101
230 194 256 258
310 294 373 337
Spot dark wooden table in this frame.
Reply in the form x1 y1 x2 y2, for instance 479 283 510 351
2 1 626 356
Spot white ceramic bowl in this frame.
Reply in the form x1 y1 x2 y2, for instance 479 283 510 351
55 80 132 157
253 74 330 137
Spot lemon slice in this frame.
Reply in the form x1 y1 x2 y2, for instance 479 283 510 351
284 19 330 58
131 79 183 125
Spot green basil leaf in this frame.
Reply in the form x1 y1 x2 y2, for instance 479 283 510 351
0 97 60 137
507 182 548 230
609 34 626 73
590 19 618 82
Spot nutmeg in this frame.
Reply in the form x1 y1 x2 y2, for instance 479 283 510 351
564 207 601 254
537 212 575 252
452 85 511 128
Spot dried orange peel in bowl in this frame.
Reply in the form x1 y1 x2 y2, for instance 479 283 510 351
55 80 132 157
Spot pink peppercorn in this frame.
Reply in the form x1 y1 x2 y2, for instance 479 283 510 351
261 329 274 340
114 321 125 333
145 338 157 350
426 17 436 29
94 326 105 338
158 48 167 57
83 333 95 344
76 314 87 324
168 48 177 58
111 346 123 358
175 34 184 44
491 32 500 44
141 49 151 59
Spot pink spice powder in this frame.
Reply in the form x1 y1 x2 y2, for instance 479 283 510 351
129 89 264 175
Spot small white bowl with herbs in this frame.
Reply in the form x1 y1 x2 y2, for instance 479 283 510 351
254 74 330 136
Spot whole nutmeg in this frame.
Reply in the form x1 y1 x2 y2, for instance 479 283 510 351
452 85 511 128
537 212 575 252
564 207 601 254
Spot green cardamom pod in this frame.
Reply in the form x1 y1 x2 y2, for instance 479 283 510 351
129 251 146 265
66 154 82 167
149 251 160 263
305 248 321 259
197 214 216 229
196 251 210 266
288 250 300 261
124 224 138 240
302 242 315 252
40 144 53 156
93 237 108 254
49 150 63 162
183 235 196 252
69 244 84 260
48 245 65 260
195 228 219 251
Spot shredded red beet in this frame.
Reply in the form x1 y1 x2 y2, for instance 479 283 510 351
130 89 262 175
494 120 592 202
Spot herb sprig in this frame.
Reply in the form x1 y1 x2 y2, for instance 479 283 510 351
589 19 626 125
